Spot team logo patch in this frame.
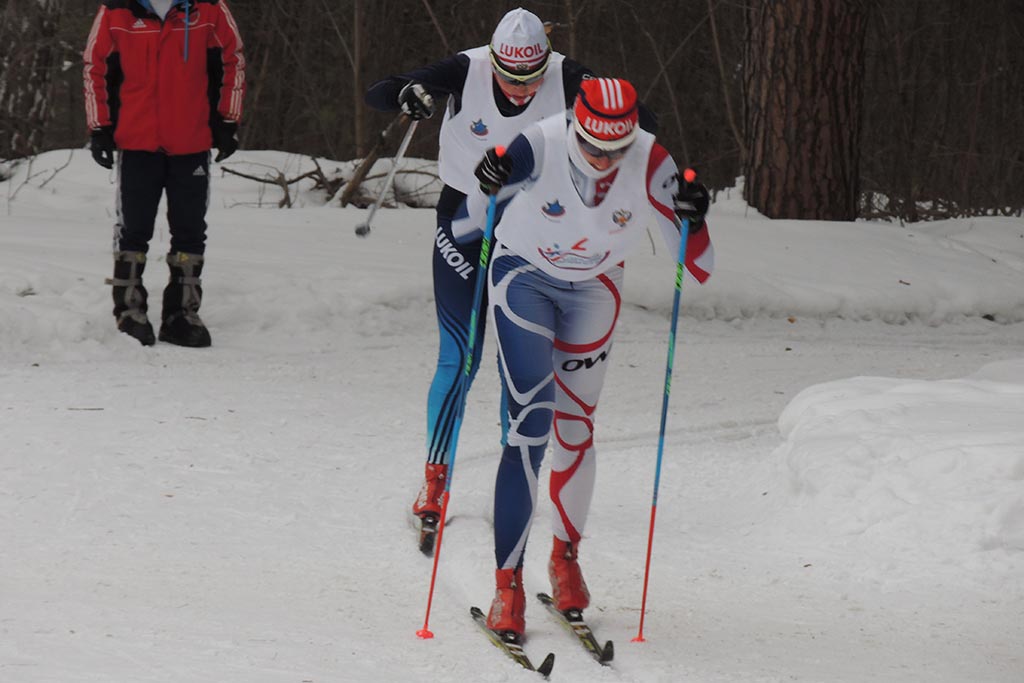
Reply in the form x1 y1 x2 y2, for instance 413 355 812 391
538 238 610 271
495 42 547 66
470 119 489 137
612 209 632 227
541 200 565 217
581 115 636 140
435 227 473 280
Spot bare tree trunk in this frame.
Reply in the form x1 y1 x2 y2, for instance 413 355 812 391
629 6 690 162
743 0 868 220
420 0 452 54
707 0 746 162
564 0 578 59
353 0 365 157
240 40 273 151
1 0 65 158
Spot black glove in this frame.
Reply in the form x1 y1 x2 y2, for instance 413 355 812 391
90 127 115 169
212 120 239 162
398 82 435 120
474 147 513 194
673 176 710 230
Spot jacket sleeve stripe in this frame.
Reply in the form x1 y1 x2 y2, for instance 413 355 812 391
217 2 246 121
82 7 112 130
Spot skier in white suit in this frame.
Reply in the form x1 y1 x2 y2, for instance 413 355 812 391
454 77 714 637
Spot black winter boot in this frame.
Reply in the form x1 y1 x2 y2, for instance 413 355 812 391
158 252 212 348
108 251 156 346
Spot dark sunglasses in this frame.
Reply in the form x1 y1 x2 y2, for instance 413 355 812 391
575 132 630 160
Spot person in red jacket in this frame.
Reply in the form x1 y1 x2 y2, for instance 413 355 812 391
83 0 246 347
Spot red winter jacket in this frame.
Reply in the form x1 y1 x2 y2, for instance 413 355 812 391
83 0 246 155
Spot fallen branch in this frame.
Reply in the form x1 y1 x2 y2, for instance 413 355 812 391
220 163 339 208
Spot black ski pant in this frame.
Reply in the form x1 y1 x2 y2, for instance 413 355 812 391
114 149 210 255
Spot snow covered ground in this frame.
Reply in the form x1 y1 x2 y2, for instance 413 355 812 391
2 150 1023 682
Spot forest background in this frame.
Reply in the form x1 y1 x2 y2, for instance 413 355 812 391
2 0 1022 223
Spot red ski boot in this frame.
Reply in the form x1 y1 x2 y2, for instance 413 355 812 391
411 463 447 555
412 463 447 518
549 537 590 611
486 567 526 637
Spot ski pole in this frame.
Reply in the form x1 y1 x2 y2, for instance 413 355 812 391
354 118 419 237
341 113 406 207
418 146 506 640
633 167 697 643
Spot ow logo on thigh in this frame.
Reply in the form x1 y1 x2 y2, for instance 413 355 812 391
561 350 609 372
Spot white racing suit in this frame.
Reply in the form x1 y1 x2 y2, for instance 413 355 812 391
453 113 714 569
